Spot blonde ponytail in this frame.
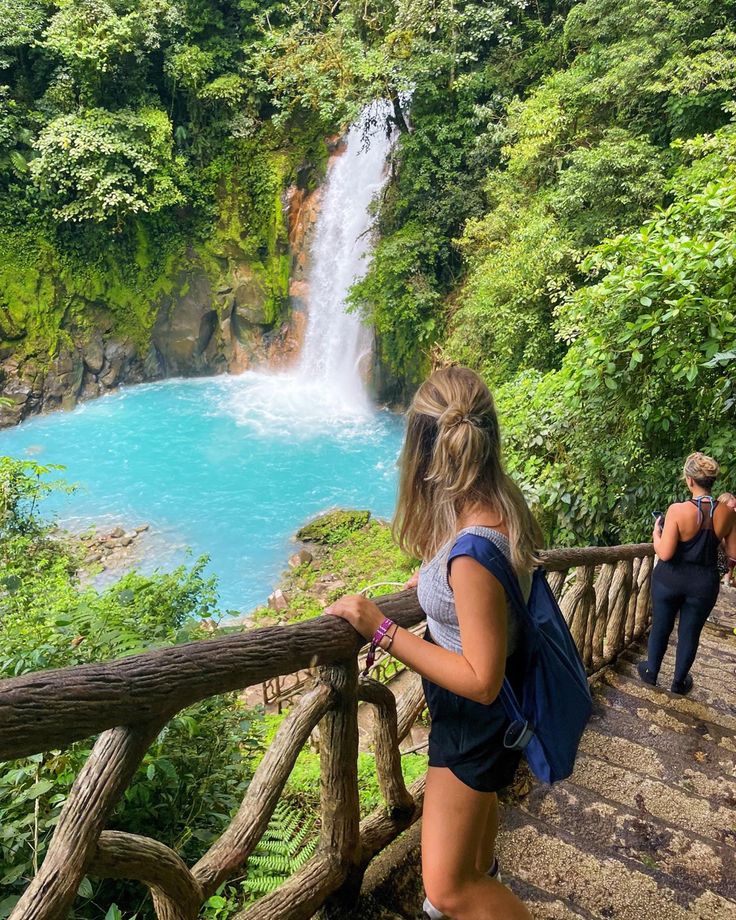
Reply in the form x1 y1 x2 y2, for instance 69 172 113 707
393 366 542 572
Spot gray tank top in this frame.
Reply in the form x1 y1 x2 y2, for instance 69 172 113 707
417 525 531 656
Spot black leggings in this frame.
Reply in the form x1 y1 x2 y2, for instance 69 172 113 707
647 562 719 684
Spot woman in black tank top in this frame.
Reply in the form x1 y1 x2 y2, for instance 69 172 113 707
638 453 733 694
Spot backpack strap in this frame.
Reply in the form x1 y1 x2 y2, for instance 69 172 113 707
447 532 527 618
447 533 534 748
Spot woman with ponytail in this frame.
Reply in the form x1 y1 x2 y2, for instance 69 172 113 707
327 367 540 920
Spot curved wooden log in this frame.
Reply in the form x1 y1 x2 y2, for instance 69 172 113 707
546 569 568 602
603 559 633 663
234 851 344 920
395 671 426 743
10 722 162 920
90 831 203 920
634 555 654 638
317 658 361 911
625 557 642 644
193 681 334 897
566 566 596 654
0 592 424 761
357 678 414 818
358 772 426 867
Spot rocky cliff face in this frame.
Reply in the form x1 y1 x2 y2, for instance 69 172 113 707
0 168 322 429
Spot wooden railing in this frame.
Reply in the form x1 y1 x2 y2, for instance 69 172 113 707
0 543 654 920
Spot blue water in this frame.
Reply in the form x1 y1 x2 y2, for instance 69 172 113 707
0 373 404 613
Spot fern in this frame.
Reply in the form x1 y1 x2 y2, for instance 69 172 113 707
241 801 317 900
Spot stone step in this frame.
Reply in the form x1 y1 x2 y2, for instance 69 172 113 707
617 652 736 714
520 781 736 900
593 680 736 754
567 751 735 848
504 876 601 919
588 683 735 777
600 670 736 737
499 809 736 920
579 726 736 807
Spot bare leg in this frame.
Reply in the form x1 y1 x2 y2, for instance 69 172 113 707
422 767 531 920
475 793 499 873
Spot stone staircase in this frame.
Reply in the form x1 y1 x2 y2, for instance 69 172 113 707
358 589 736 920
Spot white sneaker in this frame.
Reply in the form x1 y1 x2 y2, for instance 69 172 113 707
422 859 501 918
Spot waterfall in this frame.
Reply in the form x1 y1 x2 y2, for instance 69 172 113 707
218 102 395 434
296 101 395 409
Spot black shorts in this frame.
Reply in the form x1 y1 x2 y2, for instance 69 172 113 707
421 629 523 793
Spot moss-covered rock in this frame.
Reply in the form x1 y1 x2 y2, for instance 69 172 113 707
296 509 372 546
0 136 328 428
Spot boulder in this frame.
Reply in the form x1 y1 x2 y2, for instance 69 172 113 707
267 589 290 612
296 509 371 545
152 271 215 371
83 334 105 375
288 549 314 569
99 340 134 389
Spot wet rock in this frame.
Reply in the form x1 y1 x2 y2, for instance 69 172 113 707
99 340 134 388
151 271 214 372
134 524 149 533
83 334 105 375
110 526 124 538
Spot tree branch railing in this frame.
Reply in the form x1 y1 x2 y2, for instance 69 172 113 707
0 542 655 920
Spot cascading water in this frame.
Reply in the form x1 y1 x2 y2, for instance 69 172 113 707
0 102 404 610
221 101 396 431
297 102 395 408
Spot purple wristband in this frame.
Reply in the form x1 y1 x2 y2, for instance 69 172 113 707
364 617 396 674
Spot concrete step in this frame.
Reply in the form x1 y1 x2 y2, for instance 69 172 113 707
579 726 735 809
617 654 736 716
567 751 735 848
520 781 736 900
599 669 736 737
499 809 736 920
504 876 601 919
593 680 736 754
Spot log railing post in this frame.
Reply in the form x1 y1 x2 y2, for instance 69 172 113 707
317 657 362 913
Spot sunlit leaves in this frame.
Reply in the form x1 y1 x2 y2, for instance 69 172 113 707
30 107 185 223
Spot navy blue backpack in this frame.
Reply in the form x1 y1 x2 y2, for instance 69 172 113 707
449 534 592 784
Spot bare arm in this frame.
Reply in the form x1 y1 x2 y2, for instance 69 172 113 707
653 504 680 561
326 556 508 705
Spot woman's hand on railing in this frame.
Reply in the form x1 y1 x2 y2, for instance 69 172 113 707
404 570 420 590
325 595 385 640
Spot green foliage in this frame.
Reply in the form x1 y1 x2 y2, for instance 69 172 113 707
31 107 185 224
0 459 261 917
296 508 371 545
500 122 736 544
446 190 572 384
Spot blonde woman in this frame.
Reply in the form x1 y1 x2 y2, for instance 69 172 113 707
638 453 734 694
327 367 540 920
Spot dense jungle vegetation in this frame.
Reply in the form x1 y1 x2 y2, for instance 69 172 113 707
2 1 736 916
1 0 735 539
